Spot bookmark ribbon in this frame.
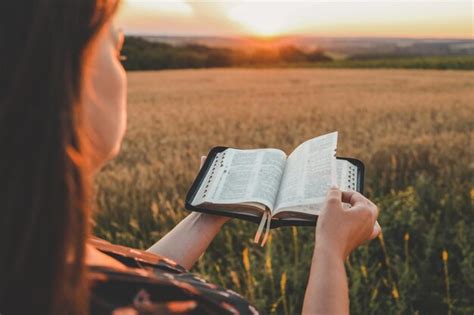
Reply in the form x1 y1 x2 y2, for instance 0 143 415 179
254 210 271 247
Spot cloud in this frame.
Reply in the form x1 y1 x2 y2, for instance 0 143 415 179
124 0 193 16
117 0 473 38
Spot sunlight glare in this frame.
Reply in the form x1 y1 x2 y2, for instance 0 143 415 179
228 3 297 37
125 0 192 16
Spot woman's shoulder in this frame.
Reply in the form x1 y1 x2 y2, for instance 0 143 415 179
88 237 186 272
88 238 259 315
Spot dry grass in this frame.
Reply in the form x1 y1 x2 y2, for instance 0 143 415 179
95 69 474 314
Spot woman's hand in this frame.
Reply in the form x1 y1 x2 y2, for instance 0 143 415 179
302 187 381 315
316 187 381 259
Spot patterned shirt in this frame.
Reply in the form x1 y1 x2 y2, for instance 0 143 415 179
88 238 259 315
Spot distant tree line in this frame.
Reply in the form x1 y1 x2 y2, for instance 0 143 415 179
318 55 474 70
121 36 474 71
121 37 332 70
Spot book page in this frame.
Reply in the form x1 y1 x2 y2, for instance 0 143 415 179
192 148 286 210
337 159 349 191
274 132 337 214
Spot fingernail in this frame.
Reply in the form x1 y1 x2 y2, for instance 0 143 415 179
375 221 381 230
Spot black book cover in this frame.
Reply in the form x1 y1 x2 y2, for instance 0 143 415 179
185 146 365 228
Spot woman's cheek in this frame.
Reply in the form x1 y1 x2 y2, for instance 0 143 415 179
105 55 127 155
82 30 128 170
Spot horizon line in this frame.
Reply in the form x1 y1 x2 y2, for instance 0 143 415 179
123 32 474 41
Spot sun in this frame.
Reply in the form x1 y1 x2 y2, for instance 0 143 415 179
228 3 294 37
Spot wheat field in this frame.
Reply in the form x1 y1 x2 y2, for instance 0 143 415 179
94 69 474 314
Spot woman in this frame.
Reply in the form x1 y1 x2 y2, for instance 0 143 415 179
0 1 381 314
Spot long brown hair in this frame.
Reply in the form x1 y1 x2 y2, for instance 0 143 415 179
0 0 118 314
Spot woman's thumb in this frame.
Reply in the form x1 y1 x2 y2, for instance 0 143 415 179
199 156 207 170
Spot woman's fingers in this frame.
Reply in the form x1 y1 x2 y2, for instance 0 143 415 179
368 199 380 218
341 191 367 207
343 191 380 229
326 187 342 204
342 191 380 219
369 221 382 240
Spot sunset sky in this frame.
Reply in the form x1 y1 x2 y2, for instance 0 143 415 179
116 0 473 39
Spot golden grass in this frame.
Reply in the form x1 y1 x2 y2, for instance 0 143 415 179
95 69 474 314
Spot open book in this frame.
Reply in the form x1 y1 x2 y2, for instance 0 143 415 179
185 132 364 244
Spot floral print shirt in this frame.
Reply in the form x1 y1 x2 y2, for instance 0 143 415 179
88 238 259 315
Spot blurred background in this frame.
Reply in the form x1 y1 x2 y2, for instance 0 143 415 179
117 0 473 70
94 1 474 314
